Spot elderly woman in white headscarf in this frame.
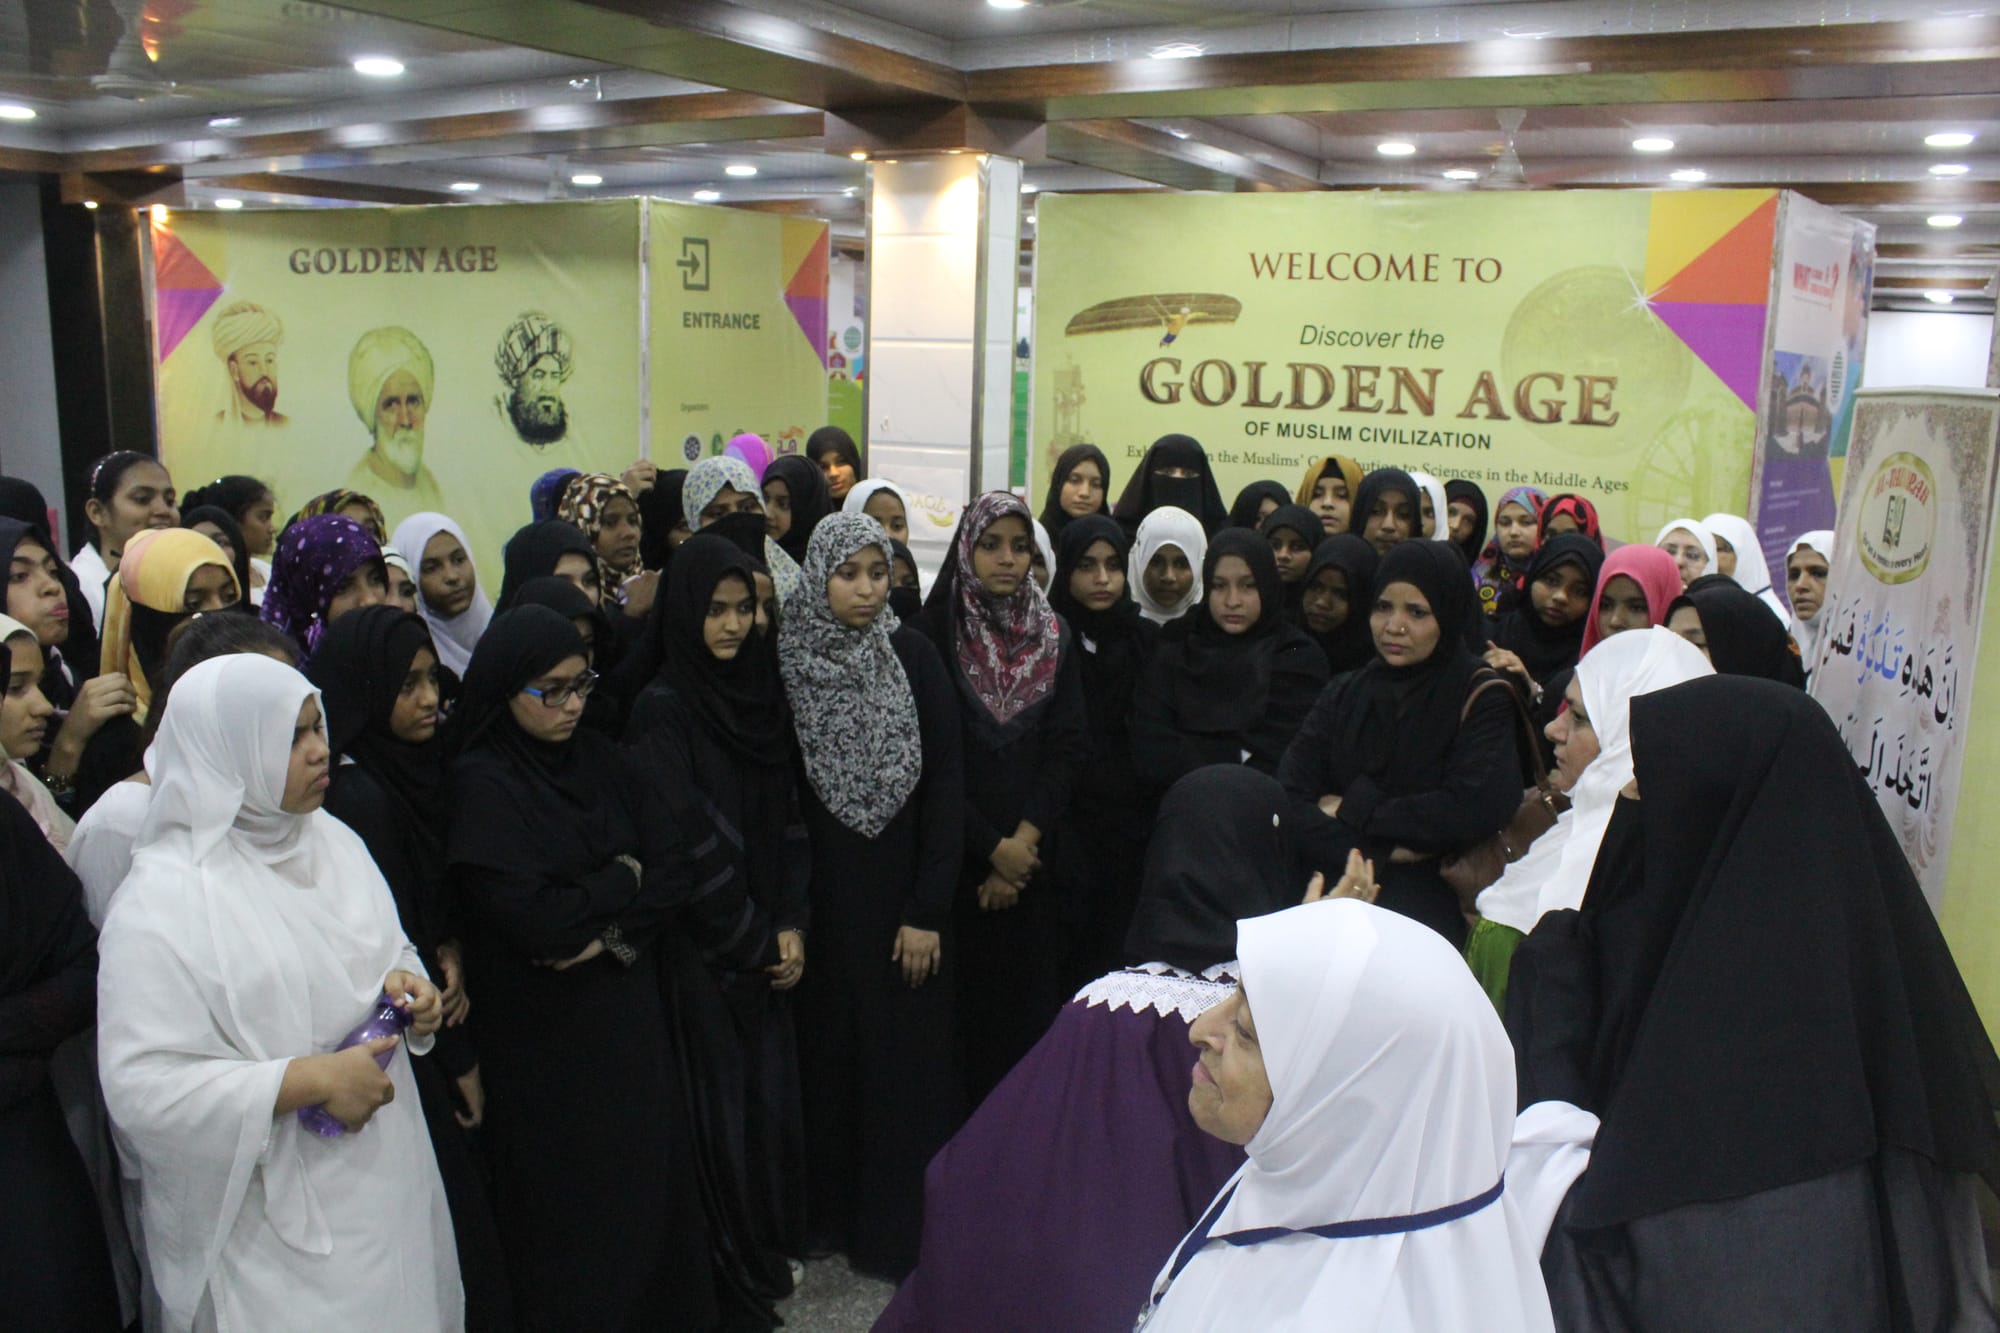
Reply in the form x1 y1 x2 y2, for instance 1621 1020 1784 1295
1466 627 1715 1011
1654 518 1718 591
1140 898 1585 1332
95 654 462 1332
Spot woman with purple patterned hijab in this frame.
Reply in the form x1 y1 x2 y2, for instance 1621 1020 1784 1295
259 514 389 662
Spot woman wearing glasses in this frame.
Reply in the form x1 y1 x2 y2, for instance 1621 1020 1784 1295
627 532 810 1328
445 605 712 1330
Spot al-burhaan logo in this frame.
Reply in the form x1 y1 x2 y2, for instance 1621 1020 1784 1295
1857 450 1937 585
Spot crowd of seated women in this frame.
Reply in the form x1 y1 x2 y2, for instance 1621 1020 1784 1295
6 421 1989 1333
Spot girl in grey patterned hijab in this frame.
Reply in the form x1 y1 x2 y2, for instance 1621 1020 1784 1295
778 512 922 836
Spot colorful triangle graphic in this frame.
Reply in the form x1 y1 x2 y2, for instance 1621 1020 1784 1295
783 228 829 368
152 227 224 362
1652 194 1778 306
1653 300 1768 410
1643 189 1774 294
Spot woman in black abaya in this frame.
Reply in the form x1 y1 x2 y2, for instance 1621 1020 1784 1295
446 606 710 1332
1228 479 1291 531
920 492 1088 1105
495 518 600 611
1109 434 1230 538
1485 533 1605 745
0 790 119 1331
1038 444 1113 541
1297 534 1378 675
762 454 832 568
1509 676 2000 1330
1046 514 1161 985
1256 503 1324 622
626 535 808 1325
779 513 964 1280
306 607 512 1332
1131 529 1329 787
1665 578 1807 687
1277 541 1522 946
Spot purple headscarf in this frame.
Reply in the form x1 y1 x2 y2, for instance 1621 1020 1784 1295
723 432 773 480
260 514 386 661
530 467 581 522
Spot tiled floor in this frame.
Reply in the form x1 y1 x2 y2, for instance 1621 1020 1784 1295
777 1258 897 1331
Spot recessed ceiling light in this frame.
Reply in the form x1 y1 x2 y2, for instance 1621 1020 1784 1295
1021 182 1038 193
1632 137 1675 153
1149 42 1204 59
449 181 481 193
352 56 405 78
724 163 757 178
841 187 857 197
208 115 242 129
1442 168 1480 181
1376 141 1417 157
570 173 603 186
988 0 1029 8
213 198 242 210
849 150 868 161
1928 213 1964 228
82 200 97 210
1670 168 1709 182
1926 131 1976 148
693 188 721 202
149 204 168 222
1926 290 1956 304
1930 163 1970 176
0 104 37 122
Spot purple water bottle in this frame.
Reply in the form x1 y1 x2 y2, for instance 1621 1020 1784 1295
297 992 413 1139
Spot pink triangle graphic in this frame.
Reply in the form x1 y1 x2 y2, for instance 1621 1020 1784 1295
785 290 828 367
157 287 223 363
1652 300 1767 410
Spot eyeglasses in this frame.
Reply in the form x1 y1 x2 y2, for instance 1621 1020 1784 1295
520 669 597 708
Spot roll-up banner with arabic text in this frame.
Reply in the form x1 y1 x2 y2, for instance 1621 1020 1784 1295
1030 190 1871 549
1808 389 2000 1022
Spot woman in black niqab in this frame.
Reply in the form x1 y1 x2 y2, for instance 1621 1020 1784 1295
445 604 711 1331
1047 513 1162 982
307 606 512 1333
1132 529 1329 788
1277 540 1521 945
626 533 807 1325
1122 765 1304 973
1110 434 1230 538
1508 676 2000 1330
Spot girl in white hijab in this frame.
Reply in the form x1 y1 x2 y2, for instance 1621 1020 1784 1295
1133 505 1207 624
1785 530 1835 672
0 612 74 850
1141 899 1563 1333
1702 512 1788 620
388 512 492 676
95 654 461 1332
1408 471 1453 542
1653 518 1718 590
1468 628 1714 1009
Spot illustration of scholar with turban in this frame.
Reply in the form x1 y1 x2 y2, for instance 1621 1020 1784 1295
347 325 444 508
212 300 286 428
494 312 573 446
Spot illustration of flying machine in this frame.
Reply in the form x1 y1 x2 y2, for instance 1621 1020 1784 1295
1065 293 1242 347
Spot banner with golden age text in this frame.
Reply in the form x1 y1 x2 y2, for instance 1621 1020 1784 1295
1030 190 1787 540
152 201 643 578
648 200 829 470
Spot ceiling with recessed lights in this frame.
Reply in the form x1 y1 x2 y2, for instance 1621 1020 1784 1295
0 0 1990 309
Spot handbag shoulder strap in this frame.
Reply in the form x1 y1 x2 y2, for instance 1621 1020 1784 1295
1459 668 1553 792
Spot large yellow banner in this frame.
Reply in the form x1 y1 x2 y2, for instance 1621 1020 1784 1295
648 200 829 468
1031 190 1783 539
153 200 644 575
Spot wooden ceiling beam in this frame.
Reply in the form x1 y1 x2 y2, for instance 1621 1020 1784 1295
1045 119 1326 193
194 173 461 206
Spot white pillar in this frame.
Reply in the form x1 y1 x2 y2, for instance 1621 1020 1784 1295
864 153 1022 571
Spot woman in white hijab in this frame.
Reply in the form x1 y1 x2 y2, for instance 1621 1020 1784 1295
1132 505 1207 624
1408 471 1453 542
388 512 492 676
1467 627 1714 1010
95 654 462 1332
1140 898 1568 1333
1653 518 1718 590
1785 530 1835 675
1702 513 1788 620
